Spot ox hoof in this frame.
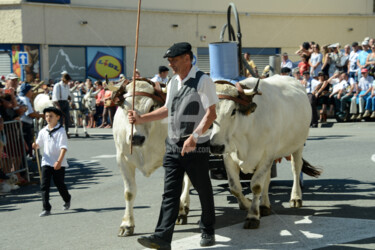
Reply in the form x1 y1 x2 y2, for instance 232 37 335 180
176 214 187 225
290 199 303 208
243 218 260 229
184 206 190 216
85 133 90 138
75 134 79 138
118 226 134 237
260 206 272 217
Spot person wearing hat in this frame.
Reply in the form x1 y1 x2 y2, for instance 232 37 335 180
301 71 320 127
129 42 218 249
280 67 291 76
18 83 44 156
4 73 28 118
33 106 71 217
52 73 72 137
356 41 371 79
349 68 373 120
151 65 170 84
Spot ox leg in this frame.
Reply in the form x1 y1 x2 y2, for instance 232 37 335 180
117 154 137 237
176 174 191 225
244 159 272 229
224 155 251 210
73 110 79 137
290 148 303 208
260 167 272 217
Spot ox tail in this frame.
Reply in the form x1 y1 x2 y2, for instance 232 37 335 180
301 158 322 178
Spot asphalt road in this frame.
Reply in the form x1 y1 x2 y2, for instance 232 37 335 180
1 120 375 250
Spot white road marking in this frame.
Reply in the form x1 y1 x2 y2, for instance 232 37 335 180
91 155 116 159
166 215 375 250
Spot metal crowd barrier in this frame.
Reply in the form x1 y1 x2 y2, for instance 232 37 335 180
0 120 30 181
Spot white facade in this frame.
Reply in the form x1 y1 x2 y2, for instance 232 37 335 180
0 0 375 80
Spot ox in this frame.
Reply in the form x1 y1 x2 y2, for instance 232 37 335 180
110 79 191 236
210 75 321 229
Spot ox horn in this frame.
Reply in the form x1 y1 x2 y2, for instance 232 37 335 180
161 87 167 93
244 79 262 96
32 81 45 92
107 81 121 92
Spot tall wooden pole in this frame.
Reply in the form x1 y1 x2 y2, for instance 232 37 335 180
130 0 141 154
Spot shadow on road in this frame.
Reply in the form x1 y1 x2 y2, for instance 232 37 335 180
185 178 375 231
307 135 351 141
0 157 112 211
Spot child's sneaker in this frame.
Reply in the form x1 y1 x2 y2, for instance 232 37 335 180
39 210 51 217
63 201 70 210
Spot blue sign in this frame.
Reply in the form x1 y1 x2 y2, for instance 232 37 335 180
18 52 29 65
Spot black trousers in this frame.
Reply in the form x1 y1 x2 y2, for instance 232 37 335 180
154 140 215 243
41 166 71 211
307 93 318 125
58 100 70 133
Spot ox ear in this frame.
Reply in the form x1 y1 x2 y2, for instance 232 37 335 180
107 81 120 92
238 102 257 116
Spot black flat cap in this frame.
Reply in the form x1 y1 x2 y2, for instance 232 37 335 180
158 66 169 73
163 42 192 58
43 106 63 117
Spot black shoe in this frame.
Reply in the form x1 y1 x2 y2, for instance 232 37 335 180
200 233 215 247
137 235 171 250
63 201 70 210
39 210 51 217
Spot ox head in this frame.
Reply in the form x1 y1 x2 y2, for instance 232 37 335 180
210 79 261 155
111 79 166 147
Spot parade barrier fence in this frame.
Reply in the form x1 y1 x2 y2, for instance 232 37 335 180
0 120 30 181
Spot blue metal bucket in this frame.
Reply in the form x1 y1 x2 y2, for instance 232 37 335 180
209 42 242 83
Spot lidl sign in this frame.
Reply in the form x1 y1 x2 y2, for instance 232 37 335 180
87 52 123 79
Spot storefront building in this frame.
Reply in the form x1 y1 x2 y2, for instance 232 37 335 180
0 0 374 82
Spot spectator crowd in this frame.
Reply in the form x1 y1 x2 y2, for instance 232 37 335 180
279 37 375 127
0 65 170 181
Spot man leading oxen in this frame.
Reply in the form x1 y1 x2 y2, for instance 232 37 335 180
210 75 321 229
128 42 218 249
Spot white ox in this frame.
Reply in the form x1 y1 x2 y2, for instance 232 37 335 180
210 75 321 229
112 80 191 236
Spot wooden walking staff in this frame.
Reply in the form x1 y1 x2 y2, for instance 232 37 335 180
34 136 42 183
130 0 142 154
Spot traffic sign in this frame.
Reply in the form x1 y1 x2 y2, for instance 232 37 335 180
18 52 29 65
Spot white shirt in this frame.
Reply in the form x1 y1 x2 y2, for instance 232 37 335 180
52 81 71 101
281 59 293 70
305 78 320 94
358 75 374 92
18 95 34 124
349 50 359 72
151 74 169 84
332 79 348 94
164 65 219 110
36 123 68 167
